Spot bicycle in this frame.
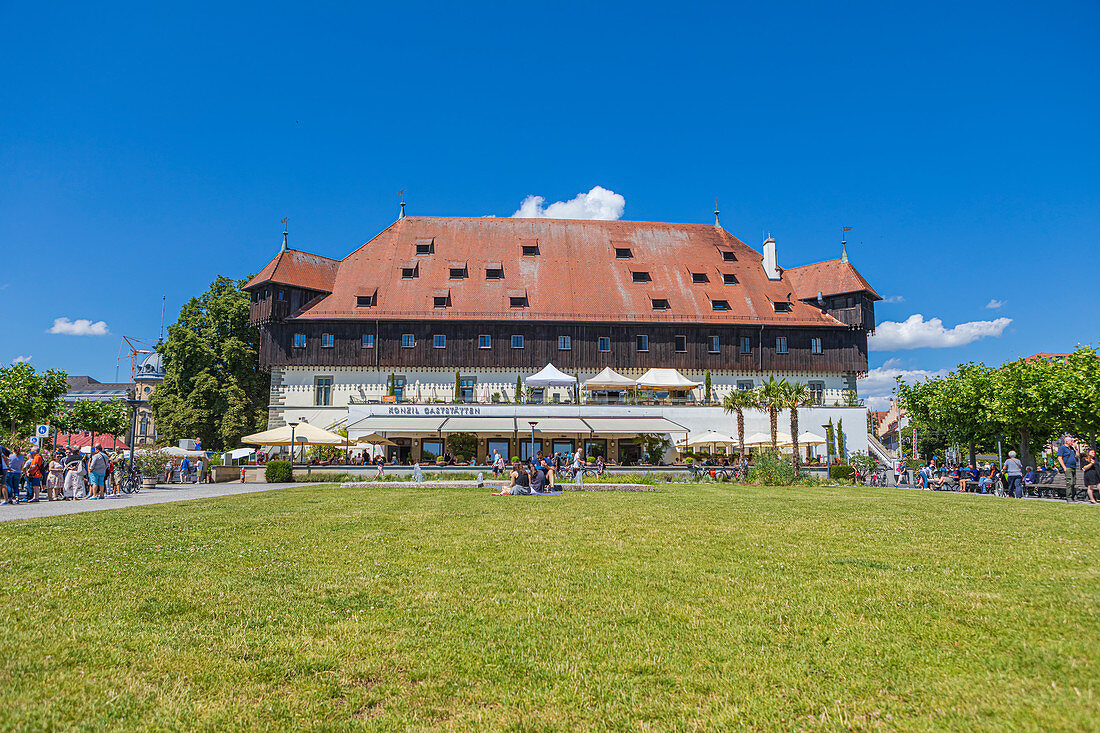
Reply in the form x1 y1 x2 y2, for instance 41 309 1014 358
120 467 142 494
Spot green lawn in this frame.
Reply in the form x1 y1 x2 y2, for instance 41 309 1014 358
1 485 1097 731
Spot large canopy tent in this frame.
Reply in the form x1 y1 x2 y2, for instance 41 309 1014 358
636 369 701 391
581 367 637 390
525 363 578 387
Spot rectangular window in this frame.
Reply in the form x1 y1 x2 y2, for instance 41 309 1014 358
598 336 611 352
651 298 670 310
773 301 792 313
415 238 434 254
636 335 649 352
811 337 822 355
315 377 333 406
674 335 687 352
691 272 709 284
808 381 825 405
521 244 539 256
433 334 446 349
711 299 730 311
737 380 754 391
721 250 737 262
421 439 443 461
321 333 334 348
277 290 285 301
558 335 571 350
631 271 651 283
614 247 632 259
708 336 719 353
478 334 492 349
449 267 467 279
510 296 528 308
401 334 415 348
740 336 751 354
361 333 374 348
433 295 450 308
776 336 788 354
459 377 476 403
356 294 375 307
511 335 524 349
722 273 738 285
486 267 504 279
401 264 418 279
293 333 306 348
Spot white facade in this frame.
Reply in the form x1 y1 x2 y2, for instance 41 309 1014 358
267 365 856 430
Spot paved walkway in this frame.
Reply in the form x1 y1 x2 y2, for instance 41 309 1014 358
0 482 296 523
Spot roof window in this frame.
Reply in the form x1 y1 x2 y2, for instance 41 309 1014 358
401 263 419 279
485 263 504 279
614 247 633 259
691 272 709 284
449 262 468 279
711 299 730 311
720 250 737 262
356 293 376 307
415 238 435 255
521 244 539 256
433 289 451 308
631 271 651 283
651 298 670 310
722 273 738 285
510 295 529 308
773 301 792 313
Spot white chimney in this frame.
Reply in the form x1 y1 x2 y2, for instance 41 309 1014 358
762 236 780 280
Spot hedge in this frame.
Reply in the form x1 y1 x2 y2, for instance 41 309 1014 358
265 460 293 483
829 465 856 481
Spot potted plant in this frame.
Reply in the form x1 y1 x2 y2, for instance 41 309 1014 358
131 449 165 488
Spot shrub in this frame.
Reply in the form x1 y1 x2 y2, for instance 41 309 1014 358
130 449 165 478
684 456 694 464
829 465 856 482
265 460 292 483
748 451 795 486
510 456 520 463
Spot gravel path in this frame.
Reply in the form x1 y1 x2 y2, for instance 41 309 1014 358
0 482 297 523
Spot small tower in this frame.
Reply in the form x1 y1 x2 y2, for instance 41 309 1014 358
280 218 289 253
714 198 721 228
841 226 852 263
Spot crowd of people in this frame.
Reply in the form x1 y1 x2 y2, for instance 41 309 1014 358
490 449 601 495
894 435 1098 504
0 444 130 503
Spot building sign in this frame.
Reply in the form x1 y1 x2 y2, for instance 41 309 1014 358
386 405 482 416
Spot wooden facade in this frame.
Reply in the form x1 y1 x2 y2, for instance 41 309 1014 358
257 319 869 375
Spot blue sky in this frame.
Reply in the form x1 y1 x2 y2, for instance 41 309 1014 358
2 1 1097 407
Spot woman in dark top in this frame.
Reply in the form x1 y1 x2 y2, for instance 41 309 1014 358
493 461 532 495
1083 448 1099 504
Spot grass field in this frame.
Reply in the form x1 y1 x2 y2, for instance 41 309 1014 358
1 484 1097 731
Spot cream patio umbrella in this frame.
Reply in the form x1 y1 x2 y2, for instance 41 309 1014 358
241 422 346 463
356 432 397 447
680 430 737 458
743 431 794 447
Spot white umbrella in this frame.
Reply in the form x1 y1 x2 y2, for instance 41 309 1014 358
683 430 737 447
743 431 793 447
796 431 827 446
241 422 346 446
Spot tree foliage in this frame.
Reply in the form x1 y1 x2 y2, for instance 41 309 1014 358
634 433 673 464
0 362 69 437
151 276 269 451
66 400 132 442
721 389 757 457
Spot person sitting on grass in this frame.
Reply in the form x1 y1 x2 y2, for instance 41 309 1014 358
492 461 531 495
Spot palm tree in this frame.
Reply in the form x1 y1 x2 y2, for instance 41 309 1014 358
780 381 813 476
722 389 758 459
758 376 788 454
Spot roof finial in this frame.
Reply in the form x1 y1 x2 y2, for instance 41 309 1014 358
399 190 406 220
714 197 720 228
841 226 852 263
280 217 289 252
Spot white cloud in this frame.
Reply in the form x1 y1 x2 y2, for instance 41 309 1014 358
859 363 949 410
11 355 31 364
47 317 110 336
985 299 1005 309
869 314 1011 351
0 283 9 290
883 295 905 304
512 186 625 220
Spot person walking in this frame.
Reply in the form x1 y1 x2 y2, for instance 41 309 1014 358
180 456 191 484
1003 450 1025 499
164 459 173 484
1057 436 1079 502
1083 448 1099 505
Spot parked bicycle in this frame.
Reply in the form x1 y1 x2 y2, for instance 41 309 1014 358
120 466 143 495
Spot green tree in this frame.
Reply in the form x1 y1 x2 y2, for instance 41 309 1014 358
455 370 461 403
0 362 69 437
634 433 673 464
516 376 523 405
757 376 788 453
779 381 812 476
151 276 268 450
722 389 757 458
66 399 132 449
446 432 478 461
704 371 712 404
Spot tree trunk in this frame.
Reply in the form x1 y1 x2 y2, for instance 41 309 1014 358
790 408 800 477
769 408 778 453
737 409 745 459
968 441 976 468
1019 428 1033 468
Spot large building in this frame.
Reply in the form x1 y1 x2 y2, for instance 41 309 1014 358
244 216 878 463
63 351 165 447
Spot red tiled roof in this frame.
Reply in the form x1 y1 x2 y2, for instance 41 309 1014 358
784 259 881 301
266 217 875 327
53 433 130 451
244 249 340 293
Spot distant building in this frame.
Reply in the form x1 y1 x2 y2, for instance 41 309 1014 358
63 351 165 447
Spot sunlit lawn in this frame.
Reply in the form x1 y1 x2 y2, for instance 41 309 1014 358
1 483 1097 731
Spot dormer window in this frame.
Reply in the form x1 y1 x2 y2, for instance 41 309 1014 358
711 299 730 311
722 273 738 285
614 247 633 259
651 298 670 310
521 244 539 256
508 289 528 308
401 262 419 279
485 262 504 279
356 293 376 308
415 238 435 255
691 272 709 284
449 262 468 279
773 301 792 313
631 271 651 283
720 250 737 262
433 289 451 308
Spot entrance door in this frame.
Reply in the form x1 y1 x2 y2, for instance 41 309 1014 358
459 377 477 403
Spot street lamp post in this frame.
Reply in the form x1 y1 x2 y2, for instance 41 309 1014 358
821 423 832 466
528 421 538 463
288 420 299 465
125 390 140 479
